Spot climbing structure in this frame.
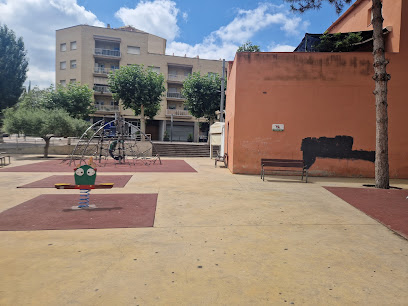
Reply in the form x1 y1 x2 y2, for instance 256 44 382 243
68 116 161 167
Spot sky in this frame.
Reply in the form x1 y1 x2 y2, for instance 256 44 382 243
0 0 354 88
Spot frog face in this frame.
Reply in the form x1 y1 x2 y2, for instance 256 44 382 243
74 165 97 185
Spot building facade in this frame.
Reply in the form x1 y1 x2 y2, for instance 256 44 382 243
55 25 223 141
225 0 408 178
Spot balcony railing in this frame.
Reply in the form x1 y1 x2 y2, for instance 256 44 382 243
95 104 119 112
168 74 188 82
94 48 121 57
166 109 191 117
94 67 118 74
94 85 111 93
167 92 184 99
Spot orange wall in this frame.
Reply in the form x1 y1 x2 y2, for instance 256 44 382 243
226 49 408 178
327 0 402 52
225 59 237 173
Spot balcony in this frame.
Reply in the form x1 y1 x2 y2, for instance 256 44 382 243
95 104 119 112
94 48 121 58
167 92 184 100
93 85 111 95
166 109 191 117
94 67 118 75
168 74 187 83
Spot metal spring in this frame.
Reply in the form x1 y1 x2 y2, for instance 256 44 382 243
78 189 90 208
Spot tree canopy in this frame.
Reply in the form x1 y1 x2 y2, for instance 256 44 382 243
285 0 352 14
237 41 261 53
314 32 363 52
182 72 223 122
0 24 28 112
3 107 89 157
17 86 49 109
108 65 165 119
43 83 95 120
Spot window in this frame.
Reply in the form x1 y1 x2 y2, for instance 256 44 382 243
60 61 66 70
70 79 76 83
184 70 190 77
127 46 140 55
60 80 66 86
169 68 177 76
168 87 179 93
367 8 373 26
70 60 76 69
208 72 217 79
70 41 77 50
149 66 160 74
60 43 66 52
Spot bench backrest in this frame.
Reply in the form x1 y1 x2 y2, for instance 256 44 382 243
261 159 304 168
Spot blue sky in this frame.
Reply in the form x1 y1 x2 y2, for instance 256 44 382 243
0 0 353 88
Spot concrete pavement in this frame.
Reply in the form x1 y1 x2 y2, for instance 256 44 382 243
0 156 407 305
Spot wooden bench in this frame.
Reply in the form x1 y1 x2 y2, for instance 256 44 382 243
261 159 308 182
0 152 11 166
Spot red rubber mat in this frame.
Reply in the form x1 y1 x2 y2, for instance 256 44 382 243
325 187 408 239
17 175 132 188
0 159 196 173
0 194 157 231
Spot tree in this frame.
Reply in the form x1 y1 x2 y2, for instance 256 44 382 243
3 108 89 157
108 65 165 134
286 0 390 189
237 41 261 52
43 83 95 120
0 24 28 111
0 24 28 143
313 31 363 52
17 86 50 109
182 72 223 122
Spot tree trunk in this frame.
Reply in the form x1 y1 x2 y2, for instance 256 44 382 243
140 105 146 141
372 0 390 189
0 132 3 144
43 137 50 158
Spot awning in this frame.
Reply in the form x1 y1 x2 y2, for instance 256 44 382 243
294 28 391 52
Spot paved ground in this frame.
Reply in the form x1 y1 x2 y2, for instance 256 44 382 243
0 155 407 305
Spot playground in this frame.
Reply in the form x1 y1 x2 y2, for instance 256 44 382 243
0 152 407 305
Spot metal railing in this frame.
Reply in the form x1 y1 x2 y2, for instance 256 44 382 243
94 67 118 74
167 92 184 99
95 105 119 112
168 74 188 82
94 48 121 57
93 85 111 93
166 109 191 117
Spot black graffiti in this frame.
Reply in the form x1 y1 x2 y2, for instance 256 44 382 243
301 136 375 169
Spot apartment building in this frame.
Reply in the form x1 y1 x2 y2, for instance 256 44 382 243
55 25 223 141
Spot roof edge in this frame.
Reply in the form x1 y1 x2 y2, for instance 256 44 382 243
326 0 365 32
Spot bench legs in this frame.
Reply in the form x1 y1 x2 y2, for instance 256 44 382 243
262 168 309 183
0 156 11 166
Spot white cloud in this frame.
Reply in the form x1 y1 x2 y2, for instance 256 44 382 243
268 43 296 52
166 3 308 60
0 0 103 88
115 0 181 41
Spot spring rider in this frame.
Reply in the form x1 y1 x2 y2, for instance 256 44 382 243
55 158 113 209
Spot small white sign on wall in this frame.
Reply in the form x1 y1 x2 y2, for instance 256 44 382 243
272 124 284 131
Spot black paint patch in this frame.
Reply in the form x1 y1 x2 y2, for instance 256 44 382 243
301 136 375 169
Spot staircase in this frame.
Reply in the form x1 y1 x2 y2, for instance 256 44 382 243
152 142 211 157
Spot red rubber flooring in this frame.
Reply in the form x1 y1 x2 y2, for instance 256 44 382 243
325 187 408 239
0 159 196 173
0 194 157 231
17 175 132 188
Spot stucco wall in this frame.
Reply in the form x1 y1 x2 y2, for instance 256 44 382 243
327 0 402 53
226 49 407 178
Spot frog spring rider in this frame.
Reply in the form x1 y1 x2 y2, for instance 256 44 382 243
55 158 113 209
